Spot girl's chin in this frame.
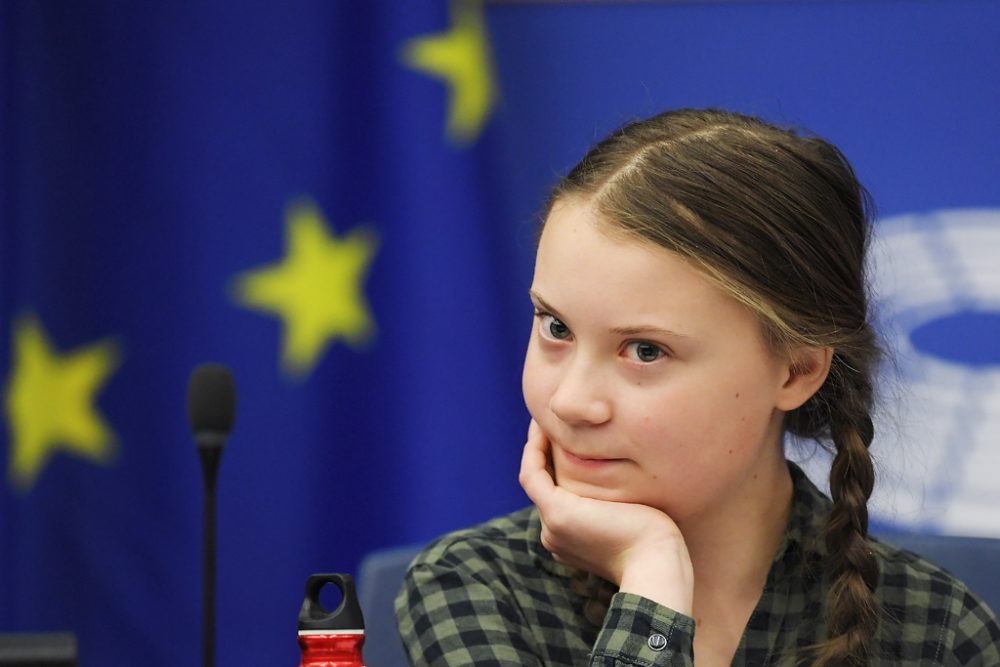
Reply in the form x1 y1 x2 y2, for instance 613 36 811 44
553 473 679 515
554 475 634 504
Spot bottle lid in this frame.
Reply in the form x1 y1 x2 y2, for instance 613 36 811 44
297 573 366 632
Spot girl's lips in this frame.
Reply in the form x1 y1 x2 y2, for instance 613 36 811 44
557 445 626 469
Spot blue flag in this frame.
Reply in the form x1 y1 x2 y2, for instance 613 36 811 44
2 2 527 664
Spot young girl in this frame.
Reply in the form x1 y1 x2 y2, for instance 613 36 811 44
395 109 1000 666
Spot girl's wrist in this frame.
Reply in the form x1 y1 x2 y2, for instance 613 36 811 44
617 541 694 616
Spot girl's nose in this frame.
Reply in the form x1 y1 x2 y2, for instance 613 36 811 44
548 359 611 426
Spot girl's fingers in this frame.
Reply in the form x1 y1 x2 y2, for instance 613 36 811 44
519 420 556 507
533 422 556 481
527 418 542 442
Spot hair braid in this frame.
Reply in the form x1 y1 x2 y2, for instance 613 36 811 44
811 353 880 666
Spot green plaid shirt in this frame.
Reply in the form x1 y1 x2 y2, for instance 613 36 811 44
396 463 1000 665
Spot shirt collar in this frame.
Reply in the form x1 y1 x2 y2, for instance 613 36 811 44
767 460 831 589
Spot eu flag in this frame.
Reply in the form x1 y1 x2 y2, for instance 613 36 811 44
1 2 528 664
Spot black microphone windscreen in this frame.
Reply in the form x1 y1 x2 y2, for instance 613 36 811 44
187 363 237 435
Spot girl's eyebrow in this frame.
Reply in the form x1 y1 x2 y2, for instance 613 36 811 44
610 325 689 339
528 291 563 319
530 290 688 339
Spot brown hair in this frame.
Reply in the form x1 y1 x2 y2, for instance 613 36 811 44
548 108 881 666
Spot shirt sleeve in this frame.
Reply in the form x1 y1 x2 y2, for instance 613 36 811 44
945 591 1000 666
395 554 697 667
591 592 696 667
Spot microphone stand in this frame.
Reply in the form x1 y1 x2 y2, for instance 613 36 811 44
198 435 225 667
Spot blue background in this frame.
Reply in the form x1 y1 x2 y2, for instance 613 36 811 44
2 1 998 665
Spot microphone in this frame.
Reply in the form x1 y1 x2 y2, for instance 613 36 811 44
187 364 237 667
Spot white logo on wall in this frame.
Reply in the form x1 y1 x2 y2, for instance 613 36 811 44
796 208 1000 537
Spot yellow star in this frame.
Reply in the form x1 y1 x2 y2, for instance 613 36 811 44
401 0 497 145
233 200 379 378
3 316 121 491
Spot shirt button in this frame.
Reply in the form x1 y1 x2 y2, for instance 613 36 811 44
648 633 668 651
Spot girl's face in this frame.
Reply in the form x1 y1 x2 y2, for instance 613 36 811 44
522 198 794 522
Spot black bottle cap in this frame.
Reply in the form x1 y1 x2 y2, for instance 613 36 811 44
297 573 366 632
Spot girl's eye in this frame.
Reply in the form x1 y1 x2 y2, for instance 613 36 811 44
538 314 571 341
626 341 665 363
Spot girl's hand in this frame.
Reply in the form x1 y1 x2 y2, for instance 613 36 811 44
518 420 695 616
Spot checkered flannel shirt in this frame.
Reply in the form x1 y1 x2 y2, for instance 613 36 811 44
395 463 1000 665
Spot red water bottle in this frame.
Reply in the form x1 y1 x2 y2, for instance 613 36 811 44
297 573 366 667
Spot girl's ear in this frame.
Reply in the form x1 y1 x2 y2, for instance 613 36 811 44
775 346 833 411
